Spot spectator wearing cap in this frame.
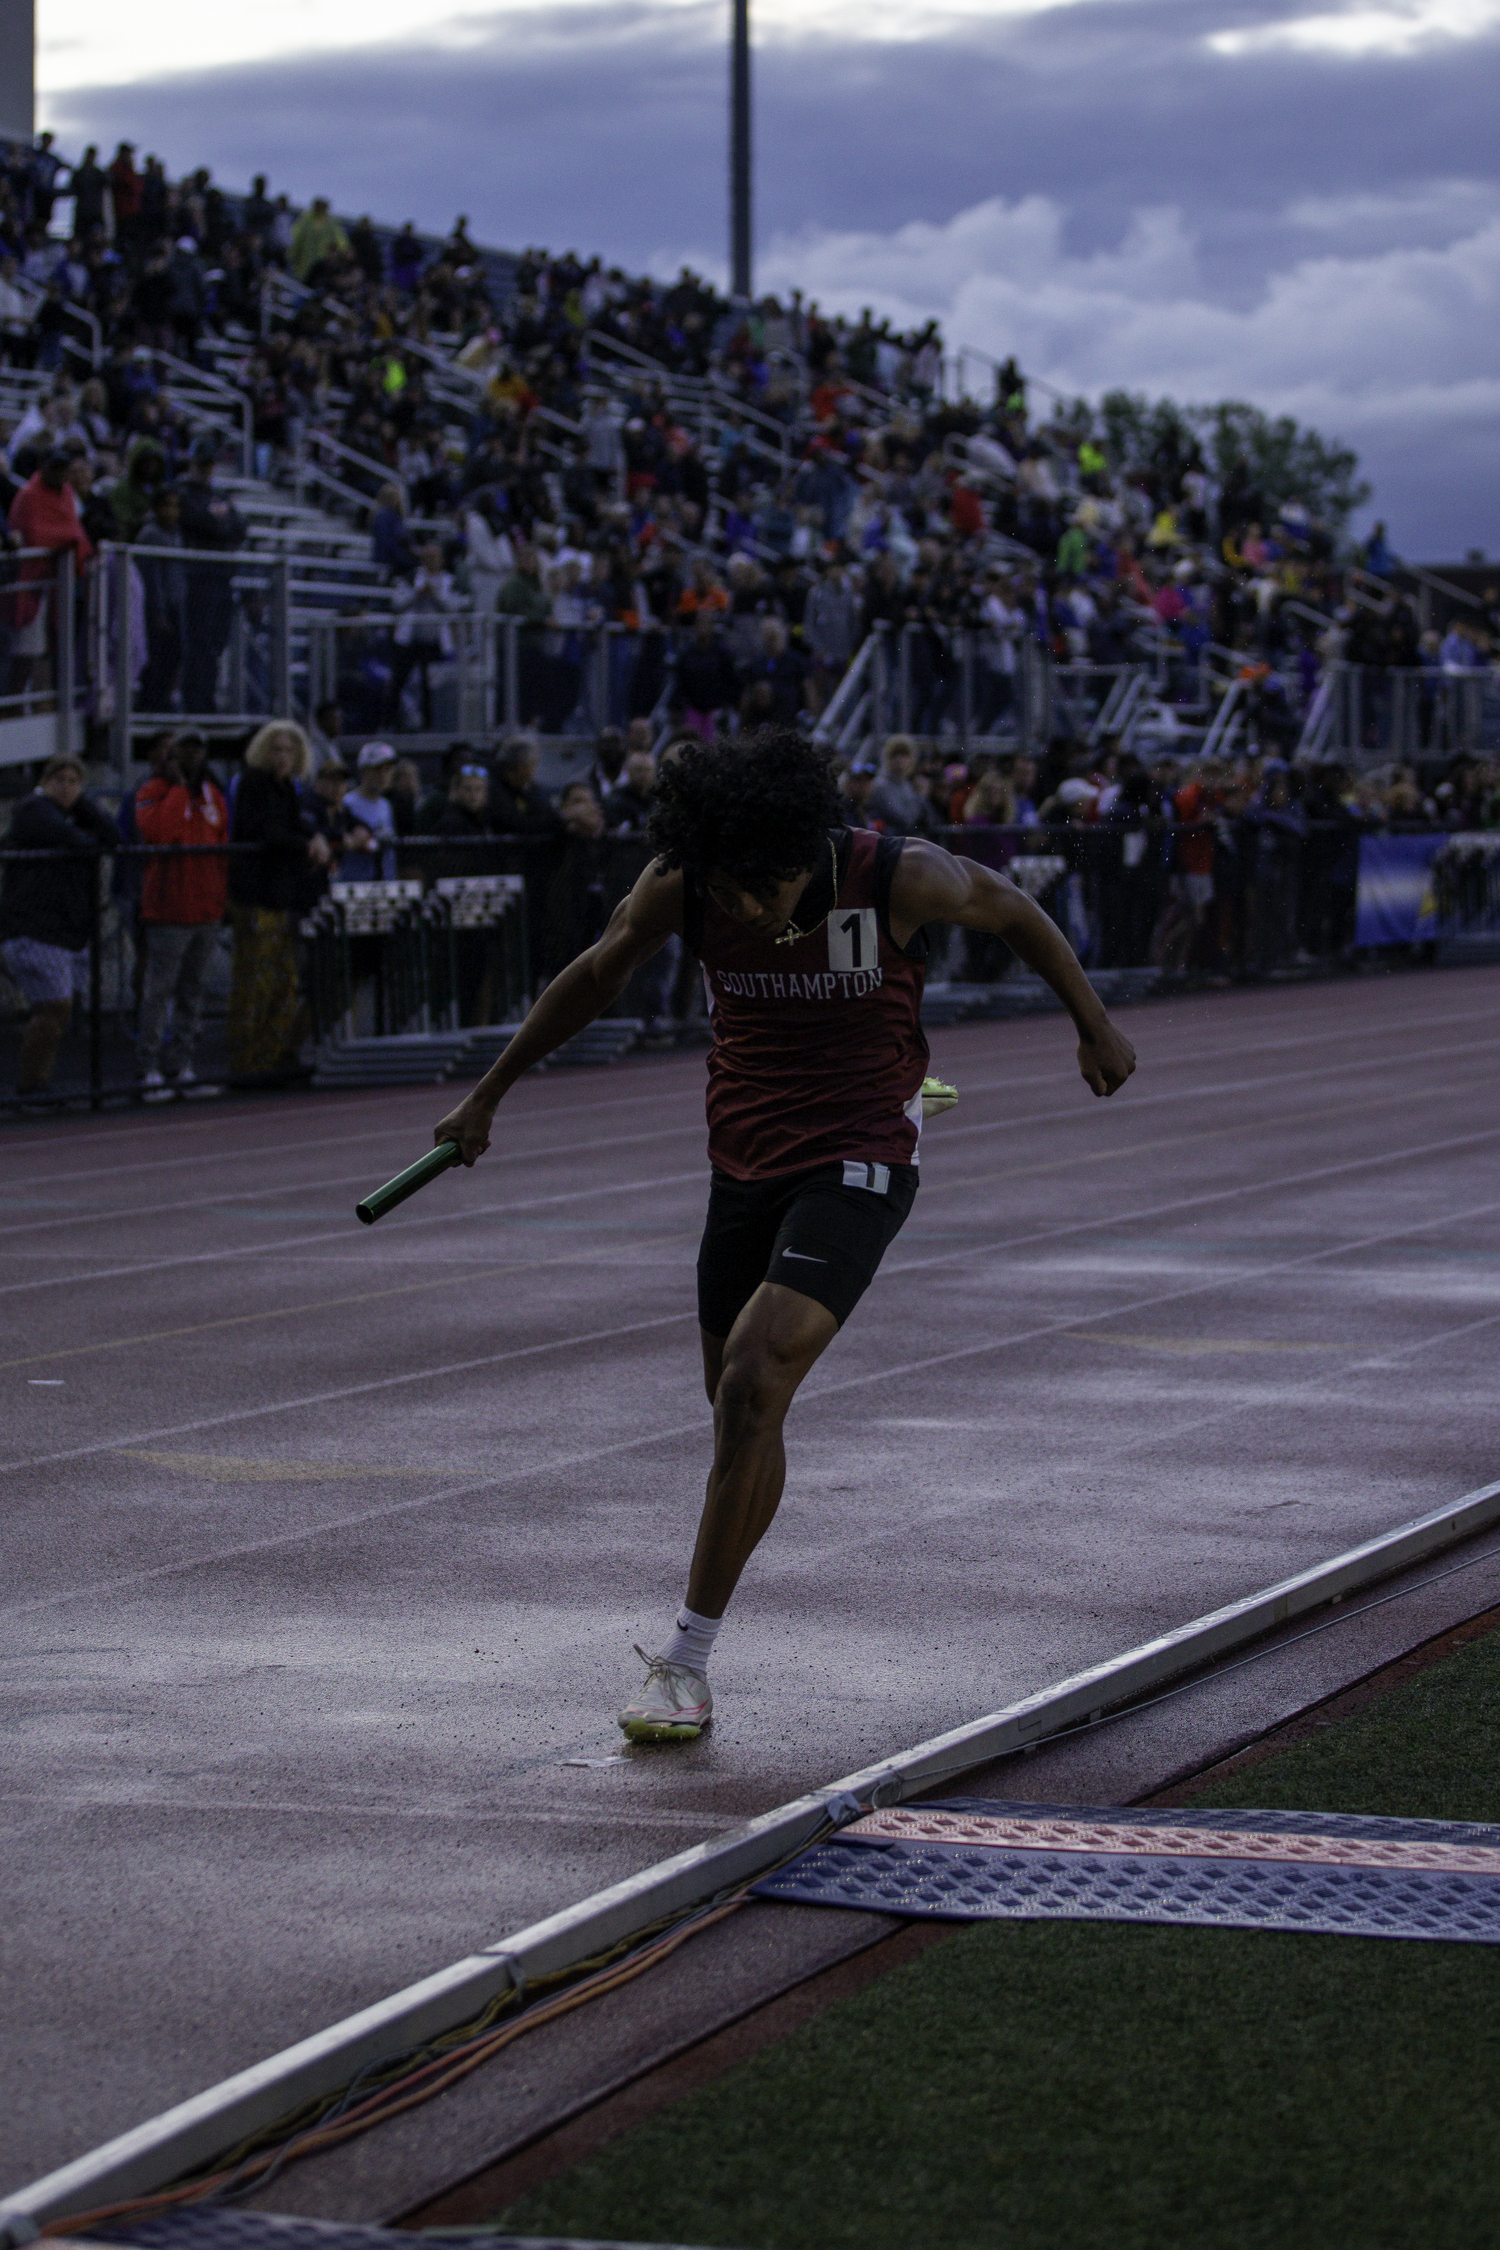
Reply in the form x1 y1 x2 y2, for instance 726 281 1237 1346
302 756 351 902
133 730 229 1098
414 741 475 831
177 438 246 714
0 754 117 1100
341 745 400 881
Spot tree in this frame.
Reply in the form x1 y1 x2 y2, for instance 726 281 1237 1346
1095 389 1369 534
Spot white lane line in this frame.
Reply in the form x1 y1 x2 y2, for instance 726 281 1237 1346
6 1038 1496 1303
4 1118 1498 1468
0 1063 710 1183
0 1118 709 1247
4 993 1490 1196
0 1075 710 1206
925 1069 1500 1210
7 1183 1500 1612
0 1219 695 1374
0 1166 711 1302
0 1306 701 1503
7 1467 1500 2237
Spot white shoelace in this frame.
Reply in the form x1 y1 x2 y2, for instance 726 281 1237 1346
632 1644 706 1709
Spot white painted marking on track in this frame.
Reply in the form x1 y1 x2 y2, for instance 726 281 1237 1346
0 1166 711 1302
3 993 1491 1195
4 1043 1496 1300
5 1134 1500 1471
8 1191 1500 1618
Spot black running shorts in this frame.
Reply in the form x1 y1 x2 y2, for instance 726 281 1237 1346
697 1159 919 1337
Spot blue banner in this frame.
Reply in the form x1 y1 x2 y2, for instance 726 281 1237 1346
1355 834 1441 946
1356 831 1500 945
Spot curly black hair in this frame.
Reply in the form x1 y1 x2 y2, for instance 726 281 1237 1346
647 727 843 891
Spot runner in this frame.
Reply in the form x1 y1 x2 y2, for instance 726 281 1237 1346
434 727 1136 1741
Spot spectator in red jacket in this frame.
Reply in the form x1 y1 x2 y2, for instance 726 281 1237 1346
6 449 92 695
133 729 230 1098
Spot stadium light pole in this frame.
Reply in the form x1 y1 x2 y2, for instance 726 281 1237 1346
730 0 752 301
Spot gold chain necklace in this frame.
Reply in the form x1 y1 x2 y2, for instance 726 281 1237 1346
773 836 839 948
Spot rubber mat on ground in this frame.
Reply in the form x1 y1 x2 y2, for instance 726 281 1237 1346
752 1798 1500 1944
87 2211 726 2250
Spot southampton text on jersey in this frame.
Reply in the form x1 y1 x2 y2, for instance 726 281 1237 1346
710 966 886 1002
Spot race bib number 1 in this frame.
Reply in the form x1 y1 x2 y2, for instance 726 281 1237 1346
827 907 878 973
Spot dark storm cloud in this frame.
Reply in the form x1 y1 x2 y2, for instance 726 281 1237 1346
49 0 1500 278
44 0 1500 550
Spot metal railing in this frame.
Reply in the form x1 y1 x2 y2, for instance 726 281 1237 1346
94 543 294 768
1294 661 1498 762
9 818 1495 1115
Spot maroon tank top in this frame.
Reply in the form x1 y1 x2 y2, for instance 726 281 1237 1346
686 827 930 1181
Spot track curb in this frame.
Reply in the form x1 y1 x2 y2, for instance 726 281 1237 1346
6 1474 1500 2242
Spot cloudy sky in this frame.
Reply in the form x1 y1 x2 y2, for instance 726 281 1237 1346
38 0 1500 556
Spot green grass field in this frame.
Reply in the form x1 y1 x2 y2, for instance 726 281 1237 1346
492 1621 1500 2250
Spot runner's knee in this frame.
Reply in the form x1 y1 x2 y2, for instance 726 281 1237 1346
713 1345 799 1432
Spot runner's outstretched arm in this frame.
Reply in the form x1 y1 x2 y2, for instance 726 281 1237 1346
891 838 1137 1097
434 861 684 1162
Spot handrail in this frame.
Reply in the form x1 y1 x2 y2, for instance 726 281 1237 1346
150 346 253 475
1200 673 1246 758
1088 664 1147 746
705 378 797 452
99 538 290 568
942 431 1017 488
1283 598 1338 635
952 343 1065 406
532 402 583 442
812 623 882 746
1403 564 1485 613
302 424 405 507
1296 671 1335 760
1346 566 1396 615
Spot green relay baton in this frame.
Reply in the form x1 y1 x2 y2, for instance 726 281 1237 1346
356 1139 463 1226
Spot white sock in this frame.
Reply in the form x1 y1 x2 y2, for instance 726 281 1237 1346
657 1605 722 1677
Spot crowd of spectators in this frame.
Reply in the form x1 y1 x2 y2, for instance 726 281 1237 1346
0 131 1493 757
3 132 1500 1104
5 709 1499 1104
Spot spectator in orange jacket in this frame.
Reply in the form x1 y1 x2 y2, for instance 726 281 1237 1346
133 729 229 1099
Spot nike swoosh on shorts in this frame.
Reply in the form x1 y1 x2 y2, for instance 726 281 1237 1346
781 1250 828 1263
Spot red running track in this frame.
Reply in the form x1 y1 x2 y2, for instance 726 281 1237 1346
2 966 1499 2192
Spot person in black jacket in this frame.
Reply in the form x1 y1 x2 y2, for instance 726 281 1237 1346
486 735 562 1002
432 760 506 878
228 721 328 1082
177 437 247 715
1 754 116 1096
